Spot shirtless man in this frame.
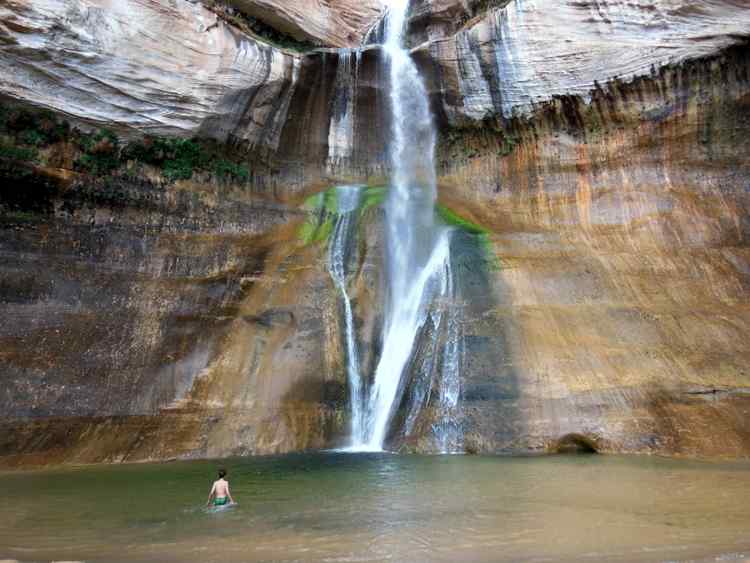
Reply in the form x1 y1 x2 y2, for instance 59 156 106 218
206 468 236 507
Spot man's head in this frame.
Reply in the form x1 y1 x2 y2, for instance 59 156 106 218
218 468 227 479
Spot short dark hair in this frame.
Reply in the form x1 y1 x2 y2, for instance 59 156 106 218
218 468 227 479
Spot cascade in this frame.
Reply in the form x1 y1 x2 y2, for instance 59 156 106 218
327 49 361 171
358 0 456 450
326 0 463 452
327 186 366 446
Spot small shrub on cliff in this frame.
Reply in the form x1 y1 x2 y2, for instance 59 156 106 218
76 128 120 175
213 159 250 183
79 128 118 153
4 108 37 134
125 136 250 184
21 129 46 147
498 135 517 156
126 137 209 182
163 159 193 182
123 136 166 164
0 143 38 162
35 113 71 144
0 104 70 150
0 102 254 186
162 139 209 182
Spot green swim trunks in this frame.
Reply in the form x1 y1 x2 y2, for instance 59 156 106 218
213 497 229 506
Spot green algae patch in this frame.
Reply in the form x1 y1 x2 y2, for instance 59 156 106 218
359 185 386 214
436 204 501 271
297 188 338 246
436 204 489 235
297 185 385 247
296 187 501 272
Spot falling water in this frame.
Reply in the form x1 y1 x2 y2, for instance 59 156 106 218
398 257 463 453
433 290 463 453
358 0 456 450
327 186 366 446
328 49 361 171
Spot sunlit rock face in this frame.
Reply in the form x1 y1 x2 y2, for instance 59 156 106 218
435 43 750 457
406 0 510 44
0 0 299 144
413 0 750 124
226 0 384 47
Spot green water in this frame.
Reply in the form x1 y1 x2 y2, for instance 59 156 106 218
1 453 749 562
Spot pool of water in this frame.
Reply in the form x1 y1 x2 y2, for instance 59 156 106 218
1 453 749 562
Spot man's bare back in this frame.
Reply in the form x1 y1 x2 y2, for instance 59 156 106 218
207 469 235 507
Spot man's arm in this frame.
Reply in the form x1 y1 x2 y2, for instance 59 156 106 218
206 482 216 506
227 483 236 505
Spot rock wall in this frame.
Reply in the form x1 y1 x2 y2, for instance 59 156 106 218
1 0 750 465
415 0 750 124
435 43 750 457
0 0 386 170
0 0 299 141
0 0 393 198
0 150 367 465
225 0 383 47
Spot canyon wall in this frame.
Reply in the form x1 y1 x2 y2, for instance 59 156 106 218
224 0 383 47
434 44 750 457
1 0 749 465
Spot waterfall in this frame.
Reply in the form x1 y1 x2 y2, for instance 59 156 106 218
327 186 366 447
399 257 463 453
433 284 463 453
357 0 456 450
327 49 360 172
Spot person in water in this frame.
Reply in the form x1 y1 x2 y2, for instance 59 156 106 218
206 468 236 507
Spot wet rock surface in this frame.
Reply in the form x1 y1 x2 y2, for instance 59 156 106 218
434 43 750 457
0 148 350 465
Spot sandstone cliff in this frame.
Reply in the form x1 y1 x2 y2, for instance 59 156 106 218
415 0 750 124
225 0 383 47
1 0 749 465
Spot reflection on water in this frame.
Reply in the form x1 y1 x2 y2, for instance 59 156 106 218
1 453 749 562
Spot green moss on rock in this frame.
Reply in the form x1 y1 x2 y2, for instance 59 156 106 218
0 100 253 186
0 143 38 163
436 204 501 271
298 188 339 246
359 186 386 214
436 204 489 235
